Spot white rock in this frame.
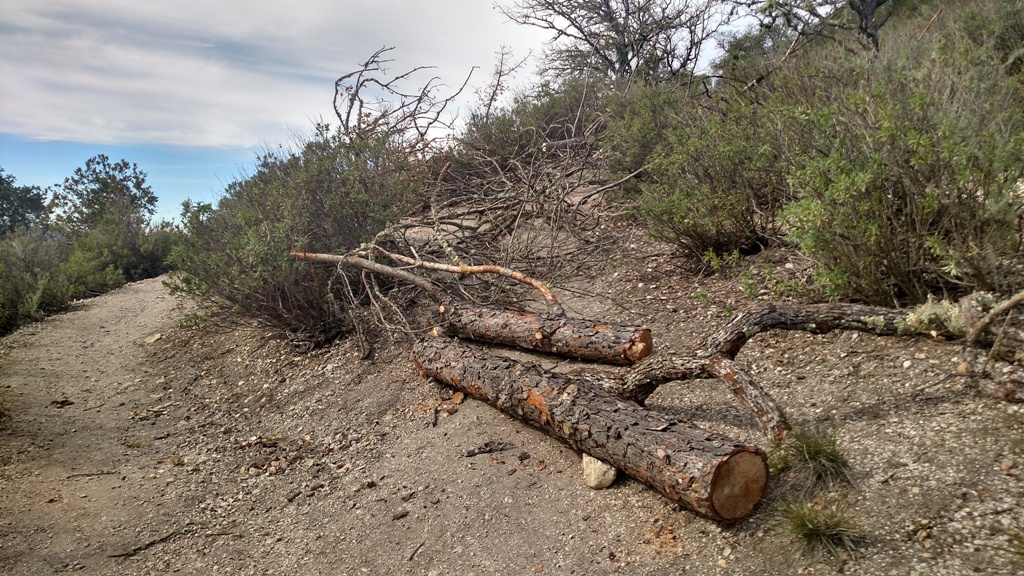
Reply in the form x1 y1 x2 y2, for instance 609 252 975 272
581 453 617 489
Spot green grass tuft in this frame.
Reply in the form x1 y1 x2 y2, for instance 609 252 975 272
770 426 852 494
784 501 859 557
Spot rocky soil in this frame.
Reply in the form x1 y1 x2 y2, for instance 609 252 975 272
2 250 1023 575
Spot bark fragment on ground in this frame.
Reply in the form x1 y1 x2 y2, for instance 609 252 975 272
412 335 768 523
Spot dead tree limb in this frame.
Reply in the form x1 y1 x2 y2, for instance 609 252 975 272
966 289 1024 348
435 300 652 365
599 299 988 440
412 335 768 523
596 352 791 441
290 252 443 302
361 246 565 315
291 250 565 316
704 302 951 359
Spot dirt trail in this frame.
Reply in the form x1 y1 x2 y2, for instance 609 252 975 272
1 269 1023 575
0 278 181 574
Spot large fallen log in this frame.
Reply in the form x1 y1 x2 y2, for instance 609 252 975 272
413 335 769 523
435 300 652 365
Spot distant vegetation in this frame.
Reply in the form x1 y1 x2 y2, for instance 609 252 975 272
0 156 179 335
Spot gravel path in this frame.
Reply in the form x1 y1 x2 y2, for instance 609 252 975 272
2 268 1022 575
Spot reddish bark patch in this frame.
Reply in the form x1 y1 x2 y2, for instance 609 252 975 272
525 386 553 423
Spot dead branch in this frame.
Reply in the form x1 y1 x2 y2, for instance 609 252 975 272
292 249 565 316
291 252 442 302
967 288 1024 346
361 246 566 316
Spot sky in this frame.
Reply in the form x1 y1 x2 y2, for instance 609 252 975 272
0 1 549 221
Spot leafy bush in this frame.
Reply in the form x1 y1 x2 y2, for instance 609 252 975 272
168 125 423 344
616 0 1024 299
602 83 691 179
780 2 1024 303
0 229 75 335
47 155 176 297
625 93 794 259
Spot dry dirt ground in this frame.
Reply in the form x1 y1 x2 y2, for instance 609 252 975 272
2 251 1023 575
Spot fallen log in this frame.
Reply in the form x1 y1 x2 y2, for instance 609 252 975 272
413 335 768 523
435 300 652 366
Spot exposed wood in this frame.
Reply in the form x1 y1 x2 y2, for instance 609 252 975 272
291 249 565 315
436 300 652 365
289 252 443 302
412 335 769 523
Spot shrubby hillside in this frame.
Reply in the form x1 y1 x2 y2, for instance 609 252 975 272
168 0 1023 343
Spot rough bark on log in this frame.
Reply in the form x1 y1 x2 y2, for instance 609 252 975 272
704 302 945 359
412 336 769 523
435 300 653 366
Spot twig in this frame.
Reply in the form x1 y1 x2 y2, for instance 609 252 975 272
66 470 116 479
407 541 426 561
575 167 645 206
918 9 942 41
108 524 189 557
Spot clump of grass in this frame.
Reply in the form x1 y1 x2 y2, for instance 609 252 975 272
770 425 852 493
784 501 859 557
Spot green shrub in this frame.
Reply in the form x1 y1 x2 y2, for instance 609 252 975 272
602 83 691 179
0 229 75 335
168 125 423 344
135 222 182 278
635 95 793 259
780 4 1024 303
630 0 1024 299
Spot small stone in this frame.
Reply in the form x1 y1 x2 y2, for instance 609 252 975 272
956 362 971 375
581 454 617 489
903 360 912 368
1001 458 1015 472
144 333 162 344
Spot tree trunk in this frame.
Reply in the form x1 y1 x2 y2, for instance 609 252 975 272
412 336 768 523
436 300 653 365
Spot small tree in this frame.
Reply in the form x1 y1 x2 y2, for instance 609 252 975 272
48 155 160 291
499 0 731 81
731 0 897 51
48 155 156 233
0 167 47 236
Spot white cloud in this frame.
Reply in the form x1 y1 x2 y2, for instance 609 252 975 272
0 0 548 147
